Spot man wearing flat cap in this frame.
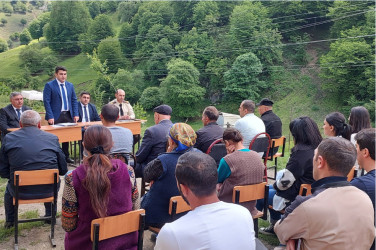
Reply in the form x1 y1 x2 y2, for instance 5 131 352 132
257 98 282 139
135 104 173 177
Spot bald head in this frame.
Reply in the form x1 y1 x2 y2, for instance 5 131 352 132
115 89 125 103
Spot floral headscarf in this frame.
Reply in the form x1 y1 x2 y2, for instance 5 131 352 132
169 123 197 152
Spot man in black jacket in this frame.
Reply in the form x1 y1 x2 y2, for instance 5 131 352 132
257 98 282 139
0 110 68 228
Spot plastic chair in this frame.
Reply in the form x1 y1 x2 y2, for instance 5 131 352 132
206 139 227 167
233 182 269 238
249 133 271 181
13 169 59 250
267 136 286 180
91 209 145 250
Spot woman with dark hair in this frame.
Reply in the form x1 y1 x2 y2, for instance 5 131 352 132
323 112 352 140
259 117 322 236
217 128 265 217
62 125 137 250
349 106 371 144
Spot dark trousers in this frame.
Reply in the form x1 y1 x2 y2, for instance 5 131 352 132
4 185 52 223
55 111 73 159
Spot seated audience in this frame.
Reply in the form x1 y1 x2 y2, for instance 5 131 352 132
275 137 375 250
155 152 256 250
141 123 199 228
323 112 351 140
217 128 264 216
348 106 371 144
256 98 282 139
258 116 322 235
235 100 265 148
194 106 224 153
135 104 173 177
0 92 31 141
0 110 67 228
62 125 137 250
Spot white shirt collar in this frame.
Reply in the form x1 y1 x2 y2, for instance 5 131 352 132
56 78 65 85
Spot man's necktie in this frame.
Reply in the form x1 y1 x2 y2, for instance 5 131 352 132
119 103 124 116
83 105 89 122
60 84 68 110
16 109 21 120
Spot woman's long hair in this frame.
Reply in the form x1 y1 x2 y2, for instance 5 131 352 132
349 106 371 134
82 125 113 218
289 116 322 149
325 112 352 140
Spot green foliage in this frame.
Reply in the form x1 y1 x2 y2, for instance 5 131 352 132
100 1 118 14
20 18 27 26
112 69 144 104
139 87 162 110
160 59 205 118
0 38 8 52
19 44 57 74
13 2 27 13
117 1 140 23
28 12 49 40
9 32 19 41
283 33 310 65
205 57 229 101
223 52 264 102
0 82 11 96
133 102 147 120
97 37 125 73
118 22 136 58
2 3 13 15
1 18 7 26
19 29 31 45
95 75 114 104
192 1 219 30
45 1 91 53
86 1 101 19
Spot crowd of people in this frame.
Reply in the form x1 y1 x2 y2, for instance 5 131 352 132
0 66 374 250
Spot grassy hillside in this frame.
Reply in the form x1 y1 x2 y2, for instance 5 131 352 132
0 43 25 76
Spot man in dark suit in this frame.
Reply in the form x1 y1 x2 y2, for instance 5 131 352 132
43 66 79 163
256 98 282 139
77 91 101 122
0 92 31 141
0 110 67 228
194 106 224 153
135 105 173 177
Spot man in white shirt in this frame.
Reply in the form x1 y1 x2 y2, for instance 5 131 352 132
235 100 265 148
155 151 255 250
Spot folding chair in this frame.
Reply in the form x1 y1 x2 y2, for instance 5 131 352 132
249 133 271 181
233 182 269 238
91 209 145 250
13 169 59 250
267 136 286 180
206 139 227 167
347 166 357 181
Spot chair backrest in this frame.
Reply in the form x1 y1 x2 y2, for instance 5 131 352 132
347 166 357 181
249 133 271 165
269 136 286 159
169 196 191 220
14 169 59 186
110 152 136 166
298 184 312 196
91 209 145 250
232 182 268 203
206 139 227 167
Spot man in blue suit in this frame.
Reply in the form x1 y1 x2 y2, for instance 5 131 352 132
77 91 101 122
43 66 79 163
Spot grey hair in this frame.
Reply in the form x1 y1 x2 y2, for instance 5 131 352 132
10 92 22 100
20 110 41 127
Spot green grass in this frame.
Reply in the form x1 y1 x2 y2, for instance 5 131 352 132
258 219 281 247
0 44 25 78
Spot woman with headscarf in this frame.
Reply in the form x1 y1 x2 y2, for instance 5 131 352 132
141 123 199 229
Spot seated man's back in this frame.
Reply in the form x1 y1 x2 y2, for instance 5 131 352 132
155 201 255 250
108 126 133 153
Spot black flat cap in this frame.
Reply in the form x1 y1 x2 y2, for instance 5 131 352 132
256 98 274 106
154 104 172 115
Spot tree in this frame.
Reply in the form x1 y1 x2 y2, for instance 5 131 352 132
118 22 136 57
112 69 144 104
20 18 27 26
0 39 8 53
1 18 7 26
3 3 13 15
97 38 125 74
192 1 219 31
44 1 91 53
223 52 265 102
20 29 32 45
139 87 162 110
205 57 229 101
86 1 101 18
117 1 139 23
28 12 49 40
14 1 27 13
160 59 205 118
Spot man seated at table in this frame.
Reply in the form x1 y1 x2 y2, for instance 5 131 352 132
274 137 374 250
0 110 68 228
109 89 135 120
77 91 101 123
194 106 223 153
155 151 255 250
0 92 31 141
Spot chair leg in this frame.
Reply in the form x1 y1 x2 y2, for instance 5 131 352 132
50 202 56 247
14 204 18 250
254 218 259 238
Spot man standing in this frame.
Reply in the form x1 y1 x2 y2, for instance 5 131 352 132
0 110 67 228
274 137 374 250
43 66 79 163
109 89 135 120
155 152 255 250
100 104 133 154
257 98 282 139
194 106 223 153
235 100 265 148
0 92 31 140
135 104 172 177
77 91 101 122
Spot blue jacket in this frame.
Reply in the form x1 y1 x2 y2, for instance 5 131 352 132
77 102 101 122
43 79 78 120
351 169 375 209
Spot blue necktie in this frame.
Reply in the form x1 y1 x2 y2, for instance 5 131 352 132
16 109 21 120
83 105 89 122
60 84 68 110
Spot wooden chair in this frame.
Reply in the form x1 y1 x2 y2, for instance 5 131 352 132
347 166 357 181
249 133 271 181
233 182 269 238
91 209 145 250
13 169 59 250
206 139 227 167
267 136 286 180
298 184 312 196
